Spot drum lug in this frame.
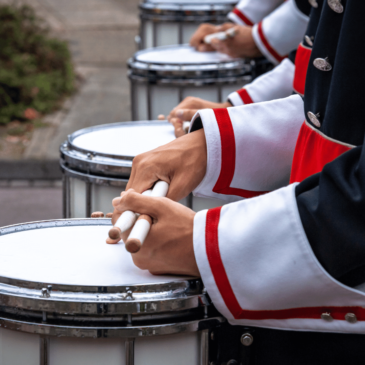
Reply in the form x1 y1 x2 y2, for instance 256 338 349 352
123 290 135 301
40 286 51 298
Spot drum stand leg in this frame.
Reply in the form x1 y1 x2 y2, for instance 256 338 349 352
125 338 135 365
40 336 49 365
62 174 69 219
201 329 209 365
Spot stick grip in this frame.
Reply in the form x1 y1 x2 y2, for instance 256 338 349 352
125 181 169 253
108 189 152 240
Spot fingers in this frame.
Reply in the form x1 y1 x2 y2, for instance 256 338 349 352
197 44 214 52
170 118 186 138
157 114 165 120
173 109 198 122
115 190 165 219
91 211 104 218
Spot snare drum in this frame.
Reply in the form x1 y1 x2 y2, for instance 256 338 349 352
128 45 251 120
0 219 223 364
139 0 237 49
60 121 225 218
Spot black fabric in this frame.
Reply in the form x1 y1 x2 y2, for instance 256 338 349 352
213 323 365 365
294 0 313 17
305 0 365 145
295 0 365 287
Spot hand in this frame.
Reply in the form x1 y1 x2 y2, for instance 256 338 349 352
190 23 235 52
110 190 199 277
168 97 232 138
126 128 207 202
210 25 262 59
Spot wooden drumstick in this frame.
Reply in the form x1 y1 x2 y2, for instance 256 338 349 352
204 27 237 45
157 114 165 120
108 189 152 241
125 181 169 253
183 121 191 133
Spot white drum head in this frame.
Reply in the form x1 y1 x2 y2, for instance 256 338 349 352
136 45 233 65
0 224 191 286
72 122 175 158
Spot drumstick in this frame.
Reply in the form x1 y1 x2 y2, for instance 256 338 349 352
125 181 169 253
108 189 152 240
204 27 237 45
183 121 191 133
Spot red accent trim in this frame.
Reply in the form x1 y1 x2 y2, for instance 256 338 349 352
232 8 253 26
293 43 312 95
212 109 268 198
237 89 254 104
206 208 365 321
290 122 352 183
257 22 286 63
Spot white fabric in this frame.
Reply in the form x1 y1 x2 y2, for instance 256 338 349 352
73 123 176 157
228 0 283 25
0 225 192 286
190 95 304 201
194 184 365 333
136 46 233 64
252 0 309 64
228 58 295 106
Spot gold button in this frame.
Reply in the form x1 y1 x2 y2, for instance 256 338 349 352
345 313 357 324
313 58 332 72
308 0 318 8
328 0 344 13
307 112 321 128
321 312 333 322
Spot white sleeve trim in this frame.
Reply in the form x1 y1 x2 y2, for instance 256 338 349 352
190 95 304 201
227 59 295 105
252 0 309 65
194 184 365 334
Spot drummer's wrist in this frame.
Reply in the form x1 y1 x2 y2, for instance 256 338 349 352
222 101 232 108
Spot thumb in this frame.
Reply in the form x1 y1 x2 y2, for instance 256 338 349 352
175 109 198 122
116 191 164 219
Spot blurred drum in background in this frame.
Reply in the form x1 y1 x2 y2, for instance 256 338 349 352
128 45 251 121
60 121 225 218
138 0 236 49
0 218 223 365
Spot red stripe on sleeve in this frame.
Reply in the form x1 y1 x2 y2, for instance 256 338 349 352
293 43 312 96
237 89 254 104
205 207 365 322
232 8 254 26
257 21 287 63
212 109 268 198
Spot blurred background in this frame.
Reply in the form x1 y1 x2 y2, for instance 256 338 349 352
0 0 140 227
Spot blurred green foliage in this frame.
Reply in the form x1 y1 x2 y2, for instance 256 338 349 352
0 4 75 124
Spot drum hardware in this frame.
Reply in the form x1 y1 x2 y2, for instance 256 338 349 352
129 45 252 120
240 332 254 346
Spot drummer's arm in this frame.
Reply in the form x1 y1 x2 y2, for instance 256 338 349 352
227 56 295 106
250 0 310 65
189 94 304 202
228 0 284 27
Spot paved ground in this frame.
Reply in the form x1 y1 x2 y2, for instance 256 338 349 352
0 0 140 225
0 181 63 227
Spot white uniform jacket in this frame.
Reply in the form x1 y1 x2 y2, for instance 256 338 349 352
189 0 365 334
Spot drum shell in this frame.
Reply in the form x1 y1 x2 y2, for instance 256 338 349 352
139 1 236 49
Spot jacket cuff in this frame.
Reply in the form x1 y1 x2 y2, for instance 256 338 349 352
228 59 295 106
227 0 283 26
194 184 365 333
190 95 304 201
252 0 309 65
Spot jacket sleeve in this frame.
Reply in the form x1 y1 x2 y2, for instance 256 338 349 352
227 0 283 26
227 58 295 106
251 0 309 64
189 95 304 202
193 143 365 334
